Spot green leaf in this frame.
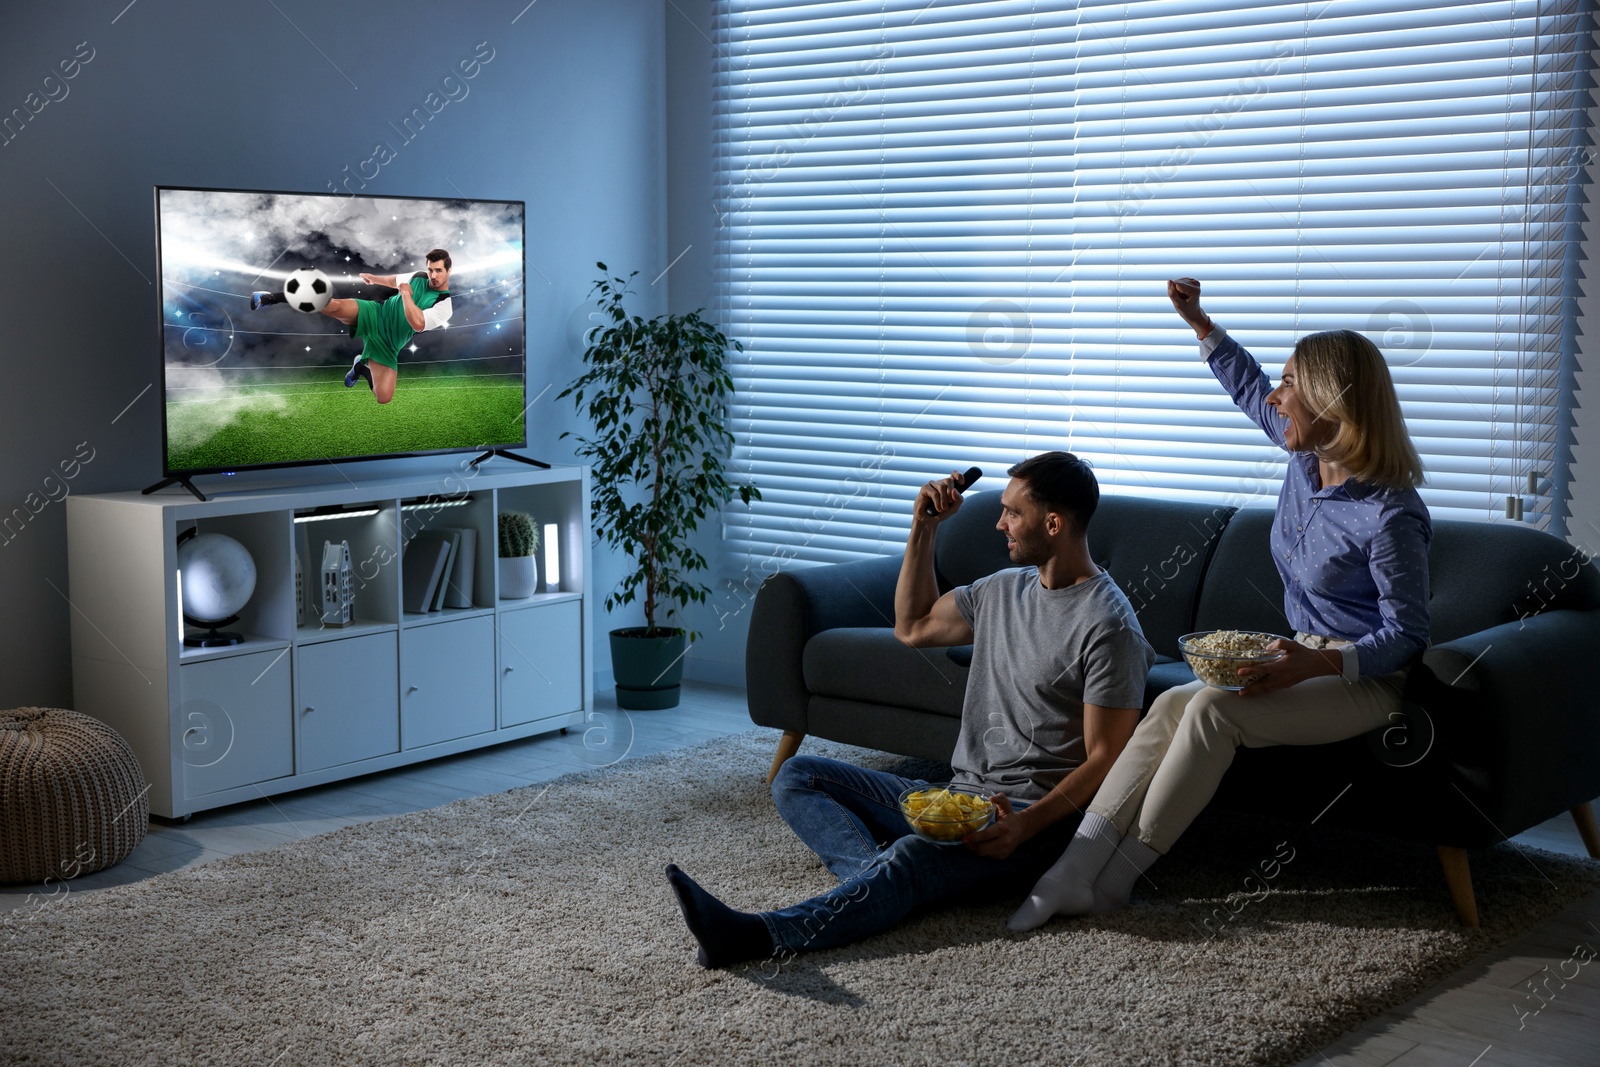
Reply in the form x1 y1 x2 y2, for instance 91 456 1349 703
559 267 761 631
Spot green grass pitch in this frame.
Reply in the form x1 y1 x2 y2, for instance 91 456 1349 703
165 368 525 471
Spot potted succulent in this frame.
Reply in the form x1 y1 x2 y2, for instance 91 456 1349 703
561 263 759 709
497 510 540 599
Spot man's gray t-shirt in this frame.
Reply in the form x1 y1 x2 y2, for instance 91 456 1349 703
950 567 1153 803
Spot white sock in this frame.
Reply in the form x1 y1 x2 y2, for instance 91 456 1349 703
1088 833 1161 913
1007 812 1121 932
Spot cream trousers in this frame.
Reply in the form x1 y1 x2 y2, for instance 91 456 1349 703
1087 637 1406 853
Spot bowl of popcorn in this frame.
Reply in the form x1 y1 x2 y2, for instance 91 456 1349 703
898 783 995 844
1179 630 1288 691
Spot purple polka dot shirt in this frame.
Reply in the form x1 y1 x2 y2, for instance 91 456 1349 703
1202 327 1431 678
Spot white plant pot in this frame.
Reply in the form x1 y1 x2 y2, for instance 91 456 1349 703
498 556 538 599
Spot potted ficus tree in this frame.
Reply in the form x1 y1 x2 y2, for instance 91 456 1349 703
561 263 759 710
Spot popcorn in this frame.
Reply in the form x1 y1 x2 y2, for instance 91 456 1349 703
1181 630 1283 689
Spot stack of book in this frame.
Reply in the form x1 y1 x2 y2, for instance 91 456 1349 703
402 528 478 614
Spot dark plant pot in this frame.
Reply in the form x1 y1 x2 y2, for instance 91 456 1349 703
610 627 687 710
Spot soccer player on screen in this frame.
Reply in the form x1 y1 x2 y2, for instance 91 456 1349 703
251 248 455 405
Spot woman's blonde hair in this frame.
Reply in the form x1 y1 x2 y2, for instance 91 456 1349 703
1291 329 1425 489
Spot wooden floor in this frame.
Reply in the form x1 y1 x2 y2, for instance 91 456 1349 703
1284 812 1600 1067
4 681 1596 1066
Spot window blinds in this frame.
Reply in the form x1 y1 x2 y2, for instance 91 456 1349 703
713 0 1589 564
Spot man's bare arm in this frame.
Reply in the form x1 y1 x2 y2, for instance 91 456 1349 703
965 703 1141 859
360 272 399 288
894 471 975 648
896 588 972 648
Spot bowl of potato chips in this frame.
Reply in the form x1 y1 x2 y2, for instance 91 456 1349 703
898 783 995 844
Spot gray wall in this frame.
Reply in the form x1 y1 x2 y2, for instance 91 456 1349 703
0 0 667 707
664 0 754 686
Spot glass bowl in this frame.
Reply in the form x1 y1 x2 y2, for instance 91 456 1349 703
1178 630 1288 691
898 782 995 845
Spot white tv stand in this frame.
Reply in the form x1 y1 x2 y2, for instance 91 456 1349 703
66 463 591 819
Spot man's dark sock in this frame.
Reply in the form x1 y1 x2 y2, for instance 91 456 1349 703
357 361 373 389
665 864 773 969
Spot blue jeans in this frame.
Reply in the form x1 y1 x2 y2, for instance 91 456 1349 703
762 754 1081 957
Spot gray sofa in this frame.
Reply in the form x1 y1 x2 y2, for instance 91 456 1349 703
745 491 1600 925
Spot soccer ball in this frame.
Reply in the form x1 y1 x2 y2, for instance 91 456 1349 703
283 268 332 314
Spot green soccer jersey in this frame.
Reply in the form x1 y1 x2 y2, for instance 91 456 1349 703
353 275 451 369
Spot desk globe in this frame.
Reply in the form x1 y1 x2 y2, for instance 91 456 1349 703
177 531 256 647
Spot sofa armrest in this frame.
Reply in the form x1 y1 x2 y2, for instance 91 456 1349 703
1415 607 1600 832
745 554 904 733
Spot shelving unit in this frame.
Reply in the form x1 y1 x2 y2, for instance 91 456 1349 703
66 463 591 818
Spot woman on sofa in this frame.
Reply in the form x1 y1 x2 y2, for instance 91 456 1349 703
1007 278 1432 930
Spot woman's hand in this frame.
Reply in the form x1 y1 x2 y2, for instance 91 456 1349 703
1167 278 1212 339
1237 638 1341 697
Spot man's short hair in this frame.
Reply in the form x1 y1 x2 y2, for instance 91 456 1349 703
426 248 452 270
1006 451 1099 532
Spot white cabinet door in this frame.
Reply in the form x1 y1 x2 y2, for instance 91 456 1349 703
498 601 583 727
296 632 399 772
401 616 496 749
178 648 294 798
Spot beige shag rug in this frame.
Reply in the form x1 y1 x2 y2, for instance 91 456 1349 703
4 730 1598 1067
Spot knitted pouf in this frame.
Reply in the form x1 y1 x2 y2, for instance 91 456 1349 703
0 707 148 885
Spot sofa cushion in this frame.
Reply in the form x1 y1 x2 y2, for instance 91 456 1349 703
803 628 967 718
933 490 1236 658
1144 656 1196 711
1193 505 1294 637
1083 496 1236 658
1427 518 1600 642
1194 504 1600 648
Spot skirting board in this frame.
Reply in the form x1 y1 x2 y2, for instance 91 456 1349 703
594 656 745 695
681 656 745 688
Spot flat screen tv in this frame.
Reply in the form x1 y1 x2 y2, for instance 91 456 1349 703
154 185 527 486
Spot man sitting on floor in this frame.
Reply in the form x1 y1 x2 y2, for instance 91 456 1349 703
664 450 1155 968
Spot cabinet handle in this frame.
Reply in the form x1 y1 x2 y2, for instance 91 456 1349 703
304 706 315 714
407 685 419 693
504 667 514 673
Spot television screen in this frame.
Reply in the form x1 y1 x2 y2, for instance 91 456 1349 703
156 186 525 475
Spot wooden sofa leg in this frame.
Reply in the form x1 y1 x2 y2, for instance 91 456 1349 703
1572 802 1600 859
766 730 804 785
1437 845 1479 928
